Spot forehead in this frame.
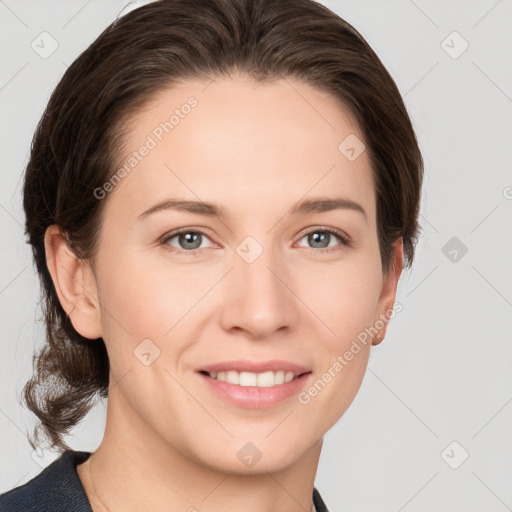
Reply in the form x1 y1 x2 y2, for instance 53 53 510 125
104 76 376 223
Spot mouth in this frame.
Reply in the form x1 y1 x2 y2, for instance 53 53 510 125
198 369 311 388
196 366 313 409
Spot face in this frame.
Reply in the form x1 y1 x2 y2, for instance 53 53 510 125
65 77 402 473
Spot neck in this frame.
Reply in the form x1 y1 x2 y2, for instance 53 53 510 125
77 380 322 512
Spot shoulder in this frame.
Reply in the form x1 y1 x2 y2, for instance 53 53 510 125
313 486 330 512
0 449 93 512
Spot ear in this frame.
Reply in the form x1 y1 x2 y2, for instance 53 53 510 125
44 224 103 339
372 238 404 346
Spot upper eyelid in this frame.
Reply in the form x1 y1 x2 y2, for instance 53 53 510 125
297 225 348 240
161 227 215 242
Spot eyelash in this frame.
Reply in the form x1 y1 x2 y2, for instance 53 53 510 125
159 226 351 255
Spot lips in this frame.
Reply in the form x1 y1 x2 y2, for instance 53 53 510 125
197 359 311 376
196 359 313 408
198 369 313 408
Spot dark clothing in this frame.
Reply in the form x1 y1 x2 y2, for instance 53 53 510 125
0 450 330 511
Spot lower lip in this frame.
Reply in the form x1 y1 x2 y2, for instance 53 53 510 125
198 372 312 408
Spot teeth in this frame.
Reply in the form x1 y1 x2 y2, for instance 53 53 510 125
209 370 297 387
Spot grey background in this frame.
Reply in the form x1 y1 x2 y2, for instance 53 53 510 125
1 1 511 510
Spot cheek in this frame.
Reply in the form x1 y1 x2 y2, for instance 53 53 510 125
95 250 213 383
302 259 382 347
97 249 203 337
294 256 380 424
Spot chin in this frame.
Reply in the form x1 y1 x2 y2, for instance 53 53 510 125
201 437 312 475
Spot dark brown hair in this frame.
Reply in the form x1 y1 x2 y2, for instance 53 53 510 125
22 0 423 451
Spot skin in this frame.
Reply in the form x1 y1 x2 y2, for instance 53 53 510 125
45 75 403 512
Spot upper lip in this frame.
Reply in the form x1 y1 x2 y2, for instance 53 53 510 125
198 359 311 376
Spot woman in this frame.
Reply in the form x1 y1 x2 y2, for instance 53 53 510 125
0 0 423 510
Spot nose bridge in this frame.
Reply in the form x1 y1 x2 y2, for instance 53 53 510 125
236 234 287 304
221 233 297 336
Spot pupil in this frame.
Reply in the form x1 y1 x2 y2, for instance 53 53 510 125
180 232 201 249
310 231 329 248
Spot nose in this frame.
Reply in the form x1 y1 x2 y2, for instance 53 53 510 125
218 242 301 340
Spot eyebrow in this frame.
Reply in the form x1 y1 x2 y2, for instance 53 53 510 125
137 196 367 221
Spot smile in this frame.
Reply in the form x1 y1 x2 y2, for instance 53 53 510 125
198 370 312 408
201 369 306 387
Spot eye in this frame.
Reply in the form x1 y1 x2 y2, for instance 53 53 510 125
295 227 351 253
160 229 216 254
160 226 351 255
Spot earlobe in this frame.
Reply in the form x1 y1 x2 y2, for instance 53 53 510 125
372 238 404 346
44 225 103 339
